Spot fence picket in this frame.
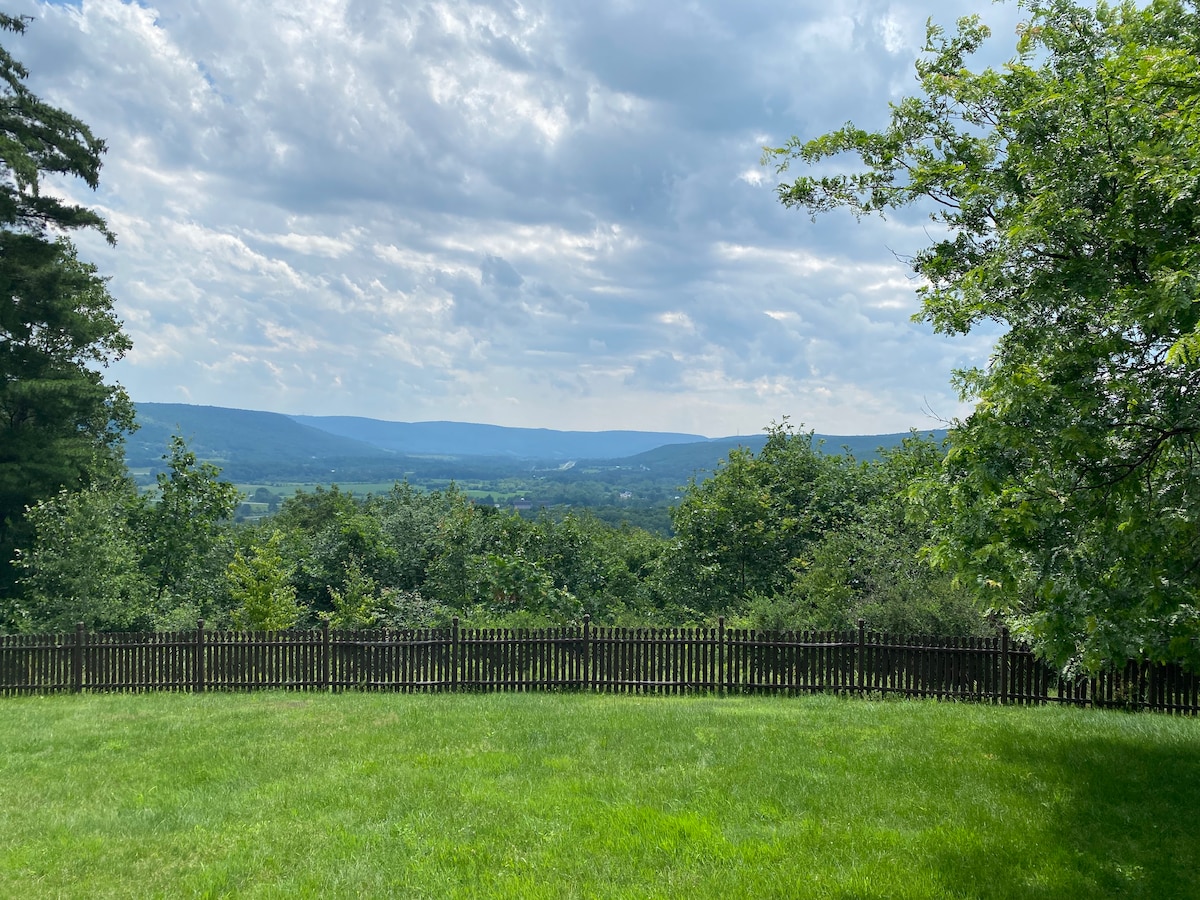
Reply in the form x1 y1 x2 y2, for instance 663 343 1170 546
1 623 1195 713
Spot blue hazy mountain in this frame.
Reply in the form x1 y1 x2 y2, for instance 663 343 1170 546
129 403 946 481
620 430 947 472
289 415 707 459
128 403 386 467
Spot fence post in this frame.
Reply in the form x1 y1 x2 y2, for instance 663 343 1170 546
718 616 727 696
72 622 84 693
999 627 1009 706
195 619 206 694
857 618 866 696
451 616 460 693
321 620 331 692
582 614 591 692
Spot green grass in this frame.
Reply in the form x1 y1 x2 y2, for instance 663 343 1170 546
1 692 1197 898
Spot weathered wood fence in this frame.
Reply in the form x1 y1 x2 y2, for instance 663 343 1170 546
2 618 1197 713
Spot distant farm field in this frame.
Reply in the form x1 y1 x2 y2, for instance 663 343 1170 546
1 693 1196 898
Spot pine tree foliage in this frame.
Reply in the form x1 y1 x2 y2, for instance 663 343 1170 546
0 13 132 596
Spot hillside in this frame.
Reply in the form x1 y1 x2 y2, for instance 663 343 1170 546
128 403 946 488
617 430 947 479
127 404 386 467
289 415 706 459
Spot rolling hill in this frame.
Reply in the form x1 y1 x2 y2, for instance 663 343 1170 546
289 415 707 460
128 402 947 486
127 404 387 468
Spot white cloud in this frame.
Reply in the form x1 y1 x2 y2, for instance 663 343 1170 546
7 0 1018 434
248 230 357 259
658 311 696 330
737 167 766 186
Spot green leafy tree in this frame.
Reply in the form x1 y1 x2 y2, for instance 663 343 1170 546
668 446 777 613
274 485 429 618
768 0 1200 670
228 531 300 631
425 486 525 610
374 587 455 629
270 485 357 611
8 436 244 633
666 423 863 616
133 436 241 612
752 437 986 636
324 555 382 630
1 15 131 595
373 482 452 591
527 511 667 623
480 550 581 625
9 481 151 632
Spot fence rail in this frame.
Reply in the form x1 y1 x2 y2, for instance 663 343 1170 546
2 618 1197 713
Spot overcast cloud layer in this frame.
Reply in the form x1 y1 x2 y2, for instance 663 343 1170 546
12 0 1021 435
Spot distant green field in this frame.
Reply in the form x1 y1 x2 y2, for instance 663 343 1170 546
1 692 1196 898
231 482 522 513
234 481 409 498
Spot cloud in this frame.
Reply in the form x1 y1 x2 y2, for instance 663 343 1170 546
10 0 1024 434
480 254 524 290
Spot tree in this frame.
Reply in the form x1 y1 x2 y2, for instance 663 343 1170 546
667 446 778 613
1 14 130 595
0 14 111 238
133 436 241 612
324 555 384 629
228 531 300 631
0 238 132 518
767 0 1200 671
666 423 865 617
8 435 242 633
750 436 986 636
480 549 580 625
9 481 151 632
526 511 667 623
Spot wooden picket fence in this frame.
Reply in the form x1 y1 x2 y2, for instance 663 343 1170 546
1 618 1197 713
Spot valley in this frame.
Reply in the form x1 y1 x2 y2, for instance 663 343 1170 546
129 402 946 533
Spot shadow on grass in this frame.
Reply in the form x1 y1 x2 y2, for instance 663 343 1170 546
930 711 1200 899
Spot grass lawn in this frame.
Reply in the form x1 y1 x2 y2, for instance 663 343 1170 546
0 692 1196 898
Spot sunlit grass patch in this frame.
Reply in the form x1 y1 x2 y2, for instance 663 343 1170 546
0 692 1196 898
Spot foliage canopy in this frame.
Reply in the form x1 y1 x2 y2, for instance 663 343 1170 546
0 13 131 597
768 0 1200 671
0 13 111 239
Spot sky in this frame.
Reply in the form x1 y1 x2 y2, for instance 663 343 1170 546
12 0 1023 436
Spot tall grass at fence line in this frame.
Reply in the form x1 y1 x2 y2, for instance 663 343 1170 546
1 691 1197 898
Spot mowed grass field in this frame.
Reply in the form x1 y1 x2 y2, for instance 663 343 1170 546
1 692 1197 898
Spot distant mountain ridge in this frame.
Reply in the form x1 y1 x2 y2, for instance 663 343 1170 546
127 403 386 467
289 414 706 460
128 403 947 480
